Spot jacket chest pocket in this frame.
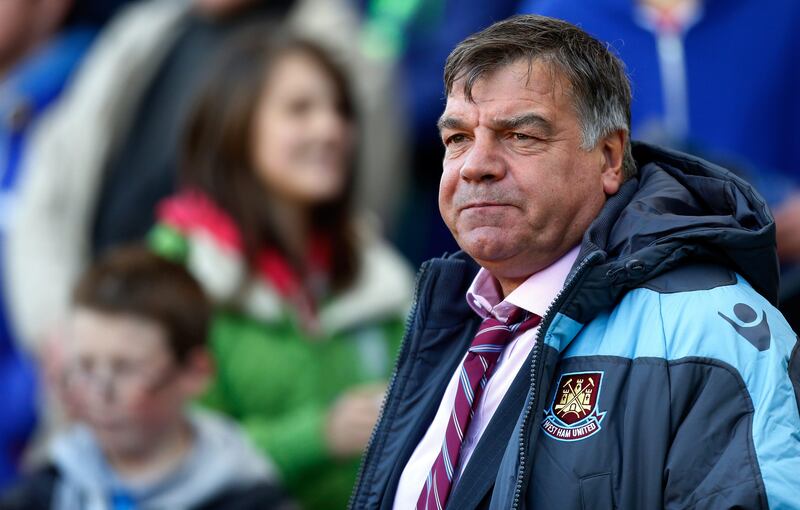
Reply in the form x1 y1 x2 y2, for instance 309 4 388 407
580 472 615 510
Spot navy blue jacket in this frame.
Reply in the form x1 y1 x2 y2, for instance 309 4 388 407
350 143 800 509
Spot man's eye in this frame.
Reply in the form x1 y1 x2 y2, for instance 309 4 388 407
512 132 533 141
445 134 467 145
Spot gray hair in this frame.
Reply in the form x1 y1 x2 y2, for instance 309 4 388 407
444 15 636 180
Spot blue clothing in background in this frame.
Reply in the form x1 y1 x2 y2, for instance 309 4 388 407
401 0 520 144
0 27 96 488
111 491 137 510
519 0 800 203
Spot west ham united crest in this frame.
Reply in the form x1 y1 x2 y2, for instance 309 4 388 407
542 371 606 442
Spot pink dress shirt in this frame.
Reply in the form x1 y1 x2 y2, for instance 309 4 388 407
393 246 580 508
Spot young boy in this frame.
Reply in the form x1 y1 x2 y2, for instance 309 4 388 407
0 246 293 510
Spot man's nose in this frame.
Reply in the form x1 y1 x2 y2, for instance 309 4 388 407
459 135 506 182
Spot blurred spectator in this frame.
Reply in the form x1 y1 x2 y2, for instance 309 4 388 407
518 0 798 188
520 0 800 322
0 246 292 510
293 0 411 230
149 32 412 510
5 0 289 352
6 0 409 352
0 0 120 489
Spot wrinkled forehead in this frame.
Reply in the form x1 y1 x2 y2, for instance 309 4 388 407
446 57 573 105
440 58 576 127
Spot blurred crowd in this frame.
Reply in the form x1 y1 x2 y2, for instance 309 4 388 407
0 0 796 508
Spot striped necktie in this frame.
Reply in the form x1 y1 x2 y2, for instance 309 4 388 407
416 307 541 509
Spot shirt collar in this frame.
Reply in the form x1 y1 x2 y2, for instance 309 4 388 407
466 245 580 323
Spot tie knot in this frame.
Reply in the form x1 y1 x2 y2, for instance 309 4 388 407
506 305 528 324
470 307 540 352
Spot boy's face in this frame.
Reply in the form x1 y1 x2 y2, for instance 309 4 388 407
66 308 208 457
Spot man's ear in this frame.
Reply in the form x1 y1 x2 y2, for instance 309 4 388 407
599 129 626 196
179 348 214 397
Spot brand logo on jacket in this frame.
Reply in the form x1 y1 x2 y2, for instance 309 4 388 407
718 302 771 351
542 371 606 442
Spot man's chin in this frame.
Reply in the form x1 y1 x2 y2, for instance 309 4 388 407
459 238 561 282
461 245 519 269
456 229 518 263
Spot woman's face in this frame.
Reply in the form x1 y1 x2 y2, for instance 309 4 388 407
252 51 354 207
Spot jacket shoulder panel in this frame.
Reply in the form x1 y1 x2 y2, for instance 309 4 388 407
656 274 795 365
638 263 736 294
565 273 795 364
562 287 667 360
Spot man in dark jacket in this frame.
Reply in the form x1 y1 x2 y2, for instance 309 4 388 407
350 14 800 510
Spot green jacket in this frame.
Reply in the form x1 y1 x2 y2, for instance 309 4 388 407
150 194 413 509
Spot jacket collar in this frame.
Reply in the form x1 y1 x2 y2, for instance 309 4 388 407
562 142 777 325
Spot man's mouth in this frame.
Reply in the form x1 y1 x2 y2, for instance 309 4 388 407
460 202 512 211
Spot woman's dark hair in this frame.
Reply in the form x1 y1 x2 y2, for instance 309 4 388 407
73 245 211 364
182 29 359 290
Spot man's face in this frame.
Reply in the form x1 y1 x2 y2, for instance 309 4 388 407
438 59 623 286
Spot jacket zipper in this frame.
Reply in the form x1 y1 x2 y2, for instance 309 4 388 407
349 261 430 509
510 251 602 509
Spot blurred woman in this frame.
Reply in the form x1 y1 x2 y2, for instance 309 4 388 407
149 32 413 510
